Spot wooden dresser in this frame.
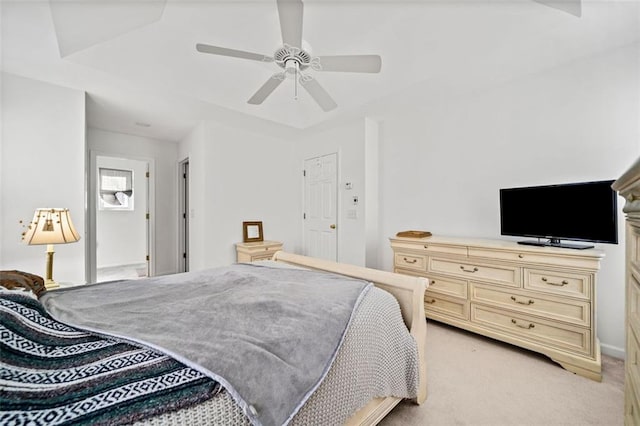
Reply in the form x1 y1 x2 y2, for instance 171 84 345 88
391 235 604 380
613 159 640 424
236 240 283 262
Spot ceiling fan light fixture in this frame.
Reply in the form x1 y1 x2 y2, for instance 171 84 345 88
284 59 299 75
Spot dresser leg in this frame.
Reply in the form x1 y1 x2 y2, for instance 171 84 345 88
551 344 602 382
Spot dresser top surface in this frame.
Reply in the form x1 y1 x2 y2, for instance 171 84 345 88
236 240 283 248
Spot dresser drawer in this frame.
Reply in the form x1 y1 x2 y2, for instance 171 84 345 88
629 270 640 340
470 248 544 264
424 293 469 321
625 380 640 426
420 242 468 257
252 254 275 261
470 283 590 327
469 247 601 269
395 252 427 271
631 226 640 272
429 257 520 287
427 275 468 298
392 240 468 257
471 305 591 356
627 327 640 401
524 268 591 299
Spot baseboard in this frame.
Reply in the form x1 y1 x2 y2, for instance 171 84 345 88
154 269 177 277
97 261 147 269
601 343 625 360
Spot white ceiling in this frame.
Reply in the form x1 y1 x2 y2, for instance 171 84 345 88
2 0 639 142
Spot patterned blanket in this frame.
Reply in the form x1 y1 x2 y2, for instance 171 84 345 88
0 292 220 426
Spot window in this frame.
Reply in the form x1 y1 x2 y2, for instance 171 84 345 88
99 168 134 210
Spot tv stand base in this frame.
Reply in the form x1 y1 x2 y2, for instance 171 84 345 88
517 238 594 250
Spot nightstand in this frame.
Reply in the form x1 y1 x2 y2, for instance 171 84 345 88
236 241 283 262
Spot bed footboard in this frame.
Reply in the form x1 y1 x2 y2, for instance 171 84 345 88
271 251 428 412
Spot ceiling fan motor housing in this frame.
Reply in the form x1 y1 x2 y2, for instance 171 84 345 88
275 45 312 73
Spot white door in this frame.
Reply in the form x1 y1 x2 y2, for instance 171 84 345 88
304 153 337 261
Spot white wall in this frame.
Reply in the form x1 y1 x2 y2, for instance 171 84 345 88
293 44 637 357
179 121 298 269
373 44 639 358
95 156 147 268
88 128 179 276
364 118 381 268
0 73 86 283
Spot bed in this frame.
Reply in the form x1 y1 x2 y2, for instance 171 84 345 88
0 251 428 426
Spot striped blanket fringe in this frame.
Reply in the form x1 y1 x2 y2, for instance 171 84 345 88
0 292 220 425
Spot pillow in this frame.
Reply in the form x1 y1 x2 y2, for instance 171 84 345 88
0 270 46 297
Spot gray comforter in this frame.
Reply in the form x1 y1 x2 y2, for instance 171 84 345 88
40 263 370 426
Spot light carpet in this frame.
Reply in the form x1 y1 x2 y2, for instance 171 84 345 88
381 320 624 425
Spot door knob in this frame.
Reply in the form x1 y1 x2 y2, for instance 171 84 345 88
330 224 336 229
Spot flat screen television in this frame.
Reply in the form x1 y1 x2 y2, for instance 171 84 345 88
500 180 618 249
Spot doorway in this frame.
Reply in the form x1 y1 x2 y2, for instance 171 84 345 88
88 153 153 283
303 153 338 261
178 158 189 272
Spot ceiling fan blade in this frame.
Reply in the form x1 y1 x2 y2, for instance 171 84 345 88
196 43 273 62
247 73 286 105
299 76 337 112
314 55 382 73
277 0 303 48
533 0 581 17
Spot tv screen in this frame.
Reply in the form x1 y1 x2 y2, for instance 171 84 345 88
500 180 618 249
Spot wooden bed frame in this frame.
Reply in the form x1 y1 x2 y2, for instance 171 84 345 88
1 253 428 426
272 251 428 425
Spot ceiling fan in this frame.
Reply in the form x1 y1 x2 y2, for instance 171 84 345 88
195 0 381 112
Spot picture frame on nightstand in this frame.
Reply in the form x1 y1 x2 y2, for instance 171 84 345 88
242 221 263 243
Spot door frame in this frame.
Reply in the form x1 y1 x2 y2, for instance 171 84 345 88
302 151 339 261
87 150 156 283
178 157 189 272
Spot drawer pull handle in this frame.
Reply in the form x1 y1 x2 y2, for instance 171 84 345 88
511 319 535 329
510 296 534 305
425 299 436 304
541 277 569 286
403 257 418 264
460 266 478 273
518 254 524 259
423 245 429 249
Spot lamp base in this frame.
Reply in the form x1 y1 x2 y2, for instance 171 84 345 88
44 244 59 290
45 279 60 290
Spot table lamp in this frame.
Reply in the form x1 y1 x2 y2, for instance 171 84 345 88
22 208 80 289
